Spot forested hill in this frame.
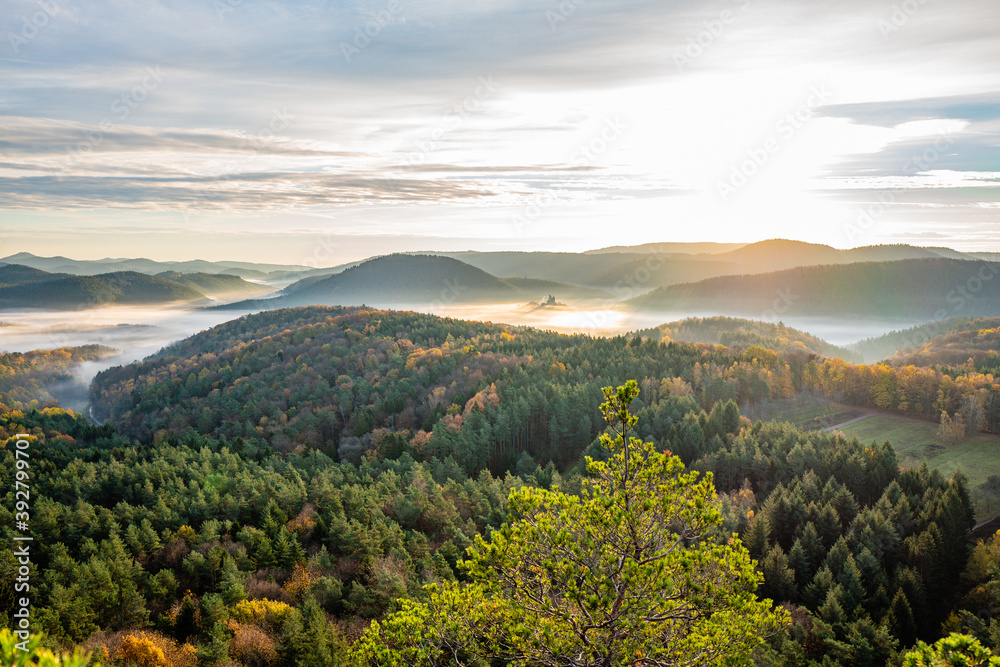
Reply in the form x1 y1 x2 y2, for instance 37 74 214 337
0 263 66 288
2 271 203 308
852 316 1000 363
220 254 529 311
0 344 116 410
91 305 742 467
635 316 859 361
625 258 1000 319
291 254 522 304
49 304 983 664
153 271 273 299
883 319 1000 370
0 265 270 309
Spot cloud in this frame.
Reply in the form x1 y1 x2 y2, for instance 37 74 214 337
0 172 498 209
2 0 1000 253
822 92 1000 127
0 116 356 157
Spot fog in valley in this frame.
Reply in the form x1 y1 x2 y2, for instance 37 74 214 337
0 306 271 413
0 299 930 416
428 302 925 347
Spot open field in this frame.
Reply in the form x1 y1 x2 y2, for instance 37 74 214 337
753 394 1000 520
743 394 865 432
836 413 1000 518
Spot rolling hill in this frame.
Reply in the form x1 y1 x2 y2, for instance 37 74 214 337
850 316 1000 366
430 251 653 287
220 254 533 310
503 277 612 301
0 266 271 309
585 257 743 294
0 272 204 308
624 258 1000 320
634 316 859 360
154 271 273 299
889 325 1000 368
699 239 971 274
584 241 746 255
4 240 993 300
436 241 987 293
0 264 69 289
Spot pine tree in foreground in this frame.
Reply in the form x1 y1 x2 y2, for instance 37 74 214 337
351 380 788 666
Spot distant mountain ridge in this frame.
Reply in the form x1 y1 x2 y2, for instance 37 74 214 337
625 258 1000 320
0 265 272 309
8 241 1000 316
583 242 746 255
433 240 993 293
0 252 318 282
5 240 995 298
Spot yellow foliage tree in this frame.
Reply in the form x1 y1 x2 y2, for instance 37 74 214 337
231 599 298 632
95 630 196 667
118 635 168 667
283 563 317 602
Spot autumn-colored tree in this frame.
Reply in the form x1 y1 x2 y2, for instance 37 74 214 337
283 563 316 603
939 411 967 444
229 623 278 667
118 634 169 667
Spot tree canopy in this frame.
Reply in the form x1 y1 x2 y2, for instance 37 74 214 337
352 381 787 666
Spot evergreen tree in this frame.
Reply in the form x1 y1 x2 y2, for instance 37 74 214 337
351 381 787 666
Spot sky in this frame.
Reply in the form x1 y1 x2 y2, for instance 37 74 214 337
1 0 999 265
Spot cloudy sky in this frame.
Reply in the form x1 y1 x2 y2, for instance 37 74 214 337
2 0 999 264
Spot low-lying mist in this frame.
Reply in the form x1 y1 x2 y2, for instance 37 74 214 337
0 305 265 392
0 302 932 415
428 303 925 347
